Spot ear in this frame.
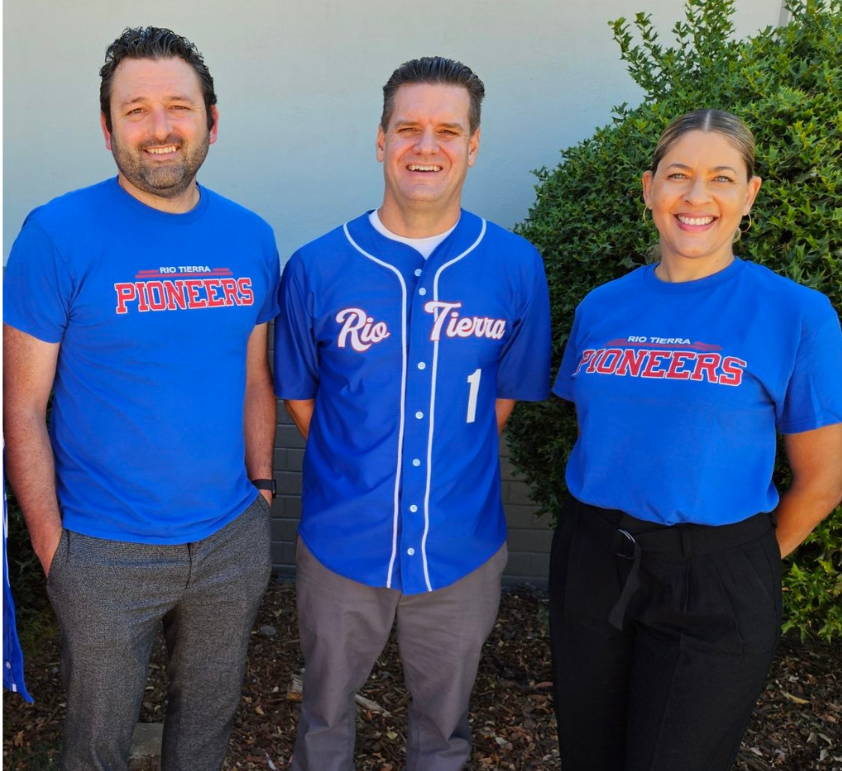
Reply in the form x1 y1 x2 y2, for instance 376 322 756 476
376 125 386 163
641 170 653 209
101 113 113 151
743 175 762 214
467 128 481 168
209 105 219 145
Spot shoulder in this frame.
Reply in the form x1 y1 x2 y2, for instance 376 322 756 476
290 218 360 269
577 267 644 308
479 217 541 260
739 261 837 322
201 187 275 240
23 179 115 234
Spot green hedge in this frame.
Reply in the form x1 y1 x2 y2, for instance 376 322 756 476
507 0 842 639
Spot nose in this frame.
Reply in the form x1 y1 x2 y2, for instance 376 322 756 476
414 126 438 154
148 106 173 141
683 176 711 205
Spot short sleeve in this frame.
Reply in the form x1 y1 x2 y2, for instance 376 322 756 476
273 253 320 399
3 219 73 343
495 249 551 401
255 246 282 324
552 306 583 402
777 300 842 433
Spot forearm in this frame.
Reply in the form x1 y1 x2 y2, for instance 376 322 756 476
285 399 315 441
4 411 63 571
775 485 842 558
496 398 516 435
244 379 277 481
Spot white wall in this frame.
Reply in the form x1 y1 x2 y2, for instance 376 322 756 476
4 0 782 261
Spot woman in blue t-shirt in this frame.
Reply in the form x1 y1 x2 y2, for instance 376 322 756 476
549 109 842 771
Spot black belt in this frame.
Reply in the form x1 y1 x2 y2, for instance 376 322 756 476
573 500 776 631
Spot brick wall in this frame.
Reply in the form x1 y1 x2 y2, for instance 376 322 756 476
269 408 552 587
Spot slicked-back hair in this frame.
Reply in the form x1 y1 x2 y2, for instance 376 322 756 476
381 56 485 135
100 26 217 132
651 109 756 179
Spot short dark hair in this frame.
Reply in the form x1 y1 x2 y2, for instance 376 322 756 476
651 109 756 179
381 57 485 135
100 27 217 132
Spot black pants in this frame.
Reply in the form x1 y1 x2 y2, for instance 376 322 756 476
549 497 782 771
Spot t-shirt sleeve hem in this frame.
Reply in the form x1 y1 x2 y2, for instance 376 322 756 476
2 318 63 345
779 412 842 434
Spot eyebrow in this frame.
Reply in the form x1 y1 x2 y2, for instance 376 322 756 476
118 94 198 109
665 162 739 173
393 120 465 130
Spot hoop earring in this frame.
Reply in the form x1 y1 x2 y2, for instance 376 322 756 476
642 206 651 223
740 212 753 233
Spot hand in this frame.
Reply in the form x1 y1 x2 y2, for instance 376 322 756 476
260 489 273 506
36 526 64 578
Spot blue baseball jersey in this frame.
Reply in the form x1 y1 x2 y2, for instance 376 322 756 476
274 210 551 594
553 258 842 526
4 178 281 544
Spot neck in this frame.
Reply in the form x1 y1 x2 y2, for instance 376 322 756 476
377 199 461 239
654 251 735 283
117 174 201 214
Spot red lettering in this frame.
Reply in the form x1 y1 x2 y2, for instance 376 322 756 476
237 277 254 305
572 350 595 376
690 353 722 383
665 351 696 380
586 349 606 373
615 348 647 377
185 279 208 309
718 356 746 386
595 348 622 375
221 278 240 306
205 278 226 307
114 283 137 314
146 281 167 311
165 280 187 310
641 351 670 378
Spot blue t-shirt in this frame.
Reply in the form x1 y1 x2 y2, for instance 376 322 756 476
4 178 281 543
553 259 842 526
274 211 551 593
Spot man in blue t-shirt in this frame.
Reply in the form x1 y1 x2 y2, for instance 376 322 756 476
274 57 551 770
3 27 280 771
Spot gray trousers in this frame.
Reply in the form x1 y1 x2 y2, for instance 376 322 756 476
292 539 508 771
46 496 272 771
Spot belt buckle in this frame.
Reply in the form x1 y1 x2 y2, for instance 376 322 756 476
614 529 637 560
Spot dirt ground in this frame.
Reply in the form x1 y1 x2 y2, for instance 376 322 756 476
4 582 841 770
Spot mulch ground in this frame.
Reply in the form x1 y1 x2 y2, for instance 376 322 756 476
4 582 841 770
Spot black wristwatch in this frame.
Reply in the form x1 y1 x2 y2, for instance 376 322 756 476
251 478 277 499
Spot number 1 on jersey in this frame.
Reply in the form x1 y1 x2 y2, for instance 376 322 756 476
466 368 481 423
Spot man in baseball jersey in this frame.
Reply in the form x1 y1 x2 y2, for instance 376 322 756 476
274 57 551 770
3 27 279 771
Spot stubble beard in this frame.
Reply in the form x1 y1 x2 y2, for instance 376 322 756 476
111 131 210 200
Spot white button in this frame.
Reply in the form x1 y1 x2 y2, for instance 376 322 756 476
417 362 426 370
407 548 415 556
418 287 427 296
412 458 421 467
415 411 424 419
414 268 422 277
4 662 10 669
409 505 418 512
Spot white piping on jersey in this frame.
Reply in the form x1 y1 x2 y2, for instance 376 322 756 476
342 223 408 588
421 220 487 591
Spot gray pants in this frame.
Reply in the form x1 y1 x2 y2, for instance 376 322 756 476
292 539 508 771
47 496 272 771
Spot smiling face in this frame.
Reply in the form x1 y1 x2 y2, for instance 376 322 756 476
642 129 761 278
101 56 218 211
376 83 479 234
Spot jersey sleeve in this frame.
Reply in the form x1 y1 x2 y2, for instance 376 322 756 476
495 249 551 401
552 305 583 402
255 246 282 324
3 219 73 343
777 299 842 433
273 253 320 399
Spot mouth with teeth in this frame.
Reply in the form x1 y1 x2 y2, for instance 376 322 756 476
143 145 181 157
675 214 717 230
407 164 442 173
